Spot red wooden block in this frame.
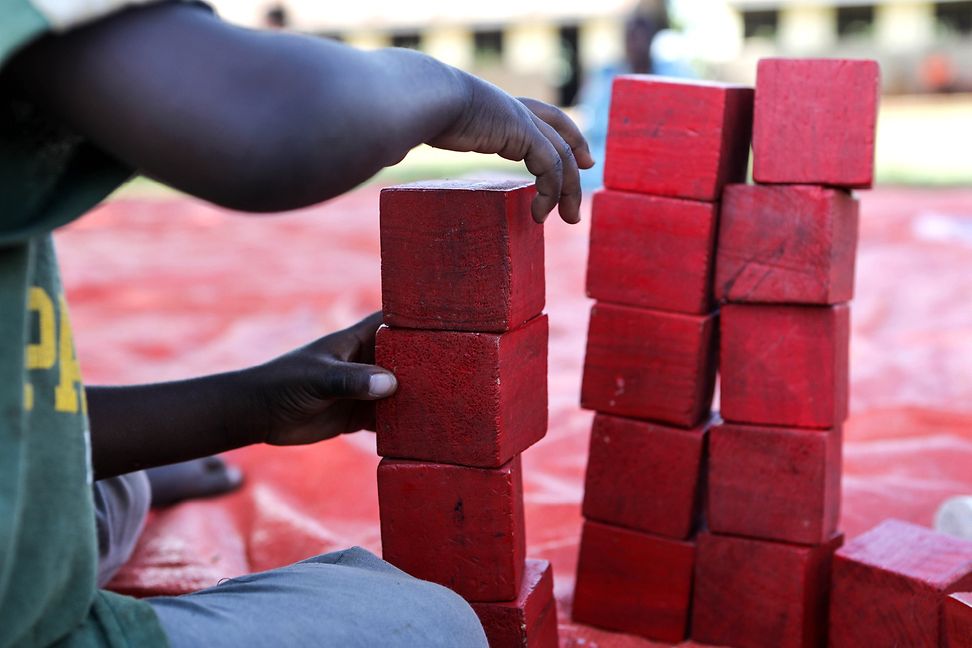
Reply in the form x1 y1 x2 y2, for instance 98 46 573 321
586 189 719 314
947 592 972 648
830 519 972 647
720 304 850 429
692 531 843 648
715 184 860 305
380 179 544 333
471 559 558 648
604 75 754 202
572 520 695 643
580 303 717 428
375 315 547 468
582 413 711 539
753 58 880 188
708 423 842 545
378 457 526 602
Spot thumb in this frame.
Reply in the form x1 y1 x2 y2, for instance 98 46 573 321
320 360 397 400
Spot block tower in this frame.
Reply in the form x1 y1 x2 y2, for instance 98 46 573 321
375 180 558 647
572 76 754 642
692 58 879 647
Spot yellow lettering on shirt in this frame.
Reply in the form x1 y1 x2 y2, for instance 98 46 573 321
23 288 87 415
54 296 84 415
26 287 56 369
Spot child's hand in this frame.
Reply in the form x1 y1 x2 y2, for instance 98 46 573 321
86 312 395 478
241 313 396 446
429 83 595 224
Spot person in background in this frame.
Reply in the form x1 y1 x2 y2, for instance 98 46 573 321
577 6 693 190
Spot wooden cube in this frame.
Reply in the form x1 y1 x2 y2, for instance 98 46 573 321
753 58 880 188
693 531 843 648
586 189 719 314
573 520 695 643
380 180 543 332
708 423 842 545
581 303 717 428
830 519 972 647
604 75 754 201
947 592 972 648
378 457 525 601
720 304 850 429
715 184 860 305
375 315 547 468
582 413 710 539
471 559 558 648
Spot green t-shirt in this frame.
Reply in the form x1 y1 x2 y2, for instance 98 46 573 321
2 2 170 646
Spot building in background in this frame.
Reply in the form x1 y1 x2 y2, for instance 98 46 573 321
209 0 658 106
725 0 972 92
209 0 972 102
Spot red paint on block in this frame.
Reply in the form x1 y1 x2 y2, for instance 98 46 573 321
471 559 558 648
604 75 754 201
946 592 972 648
582 413 710 539
753 58 880 188
692 531 843 648
572 520 695 643
715 184 860 305
580 303 717 428
829 519 972 647
720 304 850 429
378 457 526 602
375 315 547 468
380 180 544 332
708 423 842 545
586 189 719 314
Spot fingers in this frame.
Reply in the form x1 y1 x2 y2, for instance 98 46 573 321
346 311 384 364
519 98 596 170
517 125 565 224
530 114 582 224
513 99 584 224
343 311 385 349
309 311 384 360
296 312 396 401
320 359 398 401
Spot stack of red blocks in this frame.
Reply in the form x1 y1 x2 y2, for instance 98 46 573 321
375 180 558 647
692 58 879 648
572 76 754 642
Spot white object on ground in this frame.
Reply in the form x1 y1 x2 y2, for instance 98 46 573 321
935 496 972 540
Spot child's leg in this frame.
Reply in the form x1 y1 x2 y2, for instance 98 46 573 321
148 546 488 647
93 471 151 587
144 457 243 507
93 458 243 586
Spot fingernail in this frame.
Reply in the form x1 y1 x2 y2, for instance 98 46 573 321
369 373 397 397
224 465 244 488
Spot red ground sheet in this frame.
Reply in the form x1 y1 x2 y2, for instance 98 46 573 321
56 185 972 646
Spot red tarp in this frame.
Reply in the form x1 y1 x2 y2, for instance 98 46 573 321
56 185 972 646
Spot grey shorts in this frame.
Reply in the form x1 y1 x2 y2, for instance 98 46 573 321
93 474 487 648
94 471 151 588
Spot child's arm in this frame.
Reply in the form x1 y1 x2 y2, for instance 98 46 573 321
86 313 393 480
4 2 592 222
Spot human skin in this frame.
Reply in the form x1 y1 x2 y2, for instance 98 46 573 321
86 313 391 479
2 3 594 478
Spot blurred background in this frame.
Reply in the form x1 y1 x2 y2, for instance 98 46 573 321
144 0 972 188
